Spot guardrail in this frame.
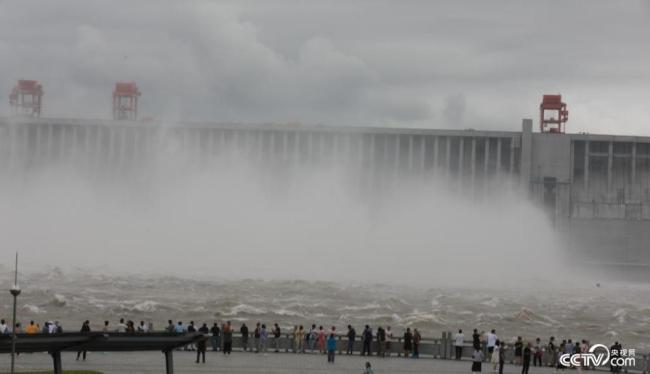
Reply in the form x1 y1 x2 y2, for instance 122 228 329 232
209 331 648 374
3 331 646 374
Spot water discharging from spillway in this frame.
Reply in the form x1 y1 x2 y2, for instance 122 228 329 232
0 124 563 284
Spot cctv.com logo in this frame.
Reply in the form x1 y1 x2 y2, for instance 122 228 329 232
559 344 636 367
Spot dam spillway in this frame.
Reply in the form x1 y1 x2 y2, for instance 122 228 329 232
1 116 649 266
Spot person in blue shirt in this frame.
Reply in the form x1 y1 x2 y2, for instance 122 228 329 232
327 333 337 363
174 321 185 334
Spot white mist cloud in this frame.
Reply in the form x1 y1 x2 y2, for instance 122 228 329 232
0 139 565 287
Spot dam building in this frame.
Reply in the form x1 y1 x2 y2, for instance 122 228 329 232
0 114 649 267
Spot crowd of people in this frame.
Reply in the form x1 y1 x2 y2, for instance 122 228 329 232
454 328 627 374
0 318 628 373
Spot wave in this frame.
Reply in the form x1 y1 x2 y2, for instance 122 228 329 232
22 304 46 314
48 294 67 307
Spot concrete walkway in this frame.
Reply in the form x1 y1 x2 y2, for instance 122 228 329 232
6 351 559 374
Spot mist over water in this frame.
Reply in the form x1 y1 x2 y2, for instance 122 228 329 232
0 128 566 286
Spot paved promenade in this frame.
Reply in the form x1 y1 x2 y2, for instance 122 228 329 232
6 351 559 374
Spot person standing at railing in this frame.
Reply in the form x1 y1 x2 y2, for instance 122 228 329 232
222 321 233 355
412 329 422 358
318 326 327 354
555 340 567 372
346 325 356 355
327 333 337 363
253 322 261 353
137 321 148 333
576 339 588 374
304 325 311 353
376 326 386 357
240 323 249 352
487 330 498 356
547 336 557 368
308 324 317 352
126 320 135 333
53 321 63 334
361 325 373 356
260 323 268 353
196 323 209 364
455 329 465 360
514 336 524 365
76 320 91 361
386 326 394 357
403 328 413 359
533 337 543 367
186 321 197 351
272 323 282 353
294 325 304 353
473 329 481 351
116 318 127 333
25 320 38 334
210 322 221 351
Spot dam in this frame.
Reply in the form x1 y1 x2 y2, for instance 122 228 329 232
1 116 649 266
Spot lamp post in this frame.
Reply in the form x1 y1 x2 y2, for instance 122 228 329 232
10 253 21 374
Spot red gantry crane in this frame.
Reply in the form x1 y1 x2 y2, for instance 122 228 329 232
539 94 569 133
9 80 44 117
112 82 141 120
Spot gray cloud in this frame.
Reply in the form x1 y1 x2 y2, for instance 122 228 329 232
1 0 649 134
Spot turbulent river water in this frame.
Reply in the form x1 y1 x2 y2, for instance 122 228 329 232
1 268 648 352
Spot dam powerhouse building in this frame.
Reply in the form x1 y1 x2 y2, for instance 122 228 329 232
2 85 649 268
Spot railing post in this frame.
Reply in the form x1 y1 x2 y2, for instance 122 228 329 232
285 334 290 353
164 349 174 374
51 350 63 374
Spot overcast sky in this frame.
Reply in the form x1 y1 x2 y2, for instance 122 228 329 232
1 1 649 135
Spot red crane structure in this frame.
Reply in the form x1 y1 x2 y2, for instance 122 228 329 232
112 82 141 120
539 94 568 133
9 80 44 117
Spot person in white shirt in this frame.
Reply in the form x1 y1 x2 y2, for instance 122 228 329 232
455 329 465 360
491 340 501 373
115 318 127 333
385 326 394 357
137 321 149 333
0 319 8 334
486 329 498 354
